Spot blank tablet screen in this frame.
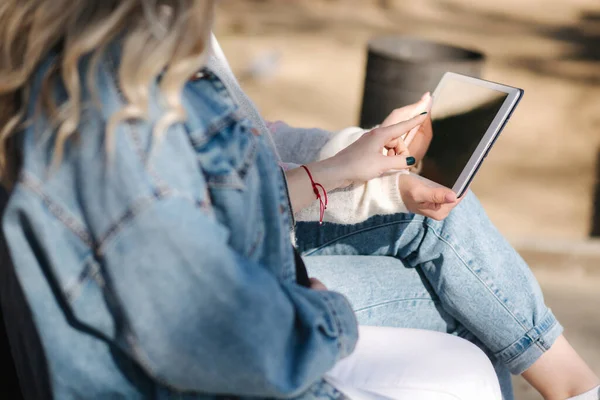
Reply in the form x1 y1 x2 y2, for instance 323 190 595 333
421 79 508 189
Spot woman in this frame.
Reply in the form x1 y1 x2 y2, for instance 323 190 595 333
0 1 500 399
207 34 600 400
0 1 595 400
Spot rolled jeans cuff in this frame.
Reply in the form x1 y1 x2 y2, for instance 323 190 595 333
495 310 564 375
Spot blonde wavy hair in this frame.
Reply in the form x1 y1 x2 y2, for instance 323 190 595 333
0 0 215 188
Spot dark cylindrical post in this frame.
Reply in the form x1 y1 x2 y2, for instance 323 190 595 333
591 147 600 237
359 36 485 128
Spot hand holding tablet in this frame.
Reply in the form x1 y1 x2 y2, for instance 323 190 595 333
401 72 523 198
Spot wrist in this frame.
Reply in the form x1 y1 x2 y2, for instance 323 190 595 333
305 157 348 191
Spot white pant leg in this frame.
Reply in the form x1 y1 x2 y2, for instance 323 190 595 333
325 326 502 400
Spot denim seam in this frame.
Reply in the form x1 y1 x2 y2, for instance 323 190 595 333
62 253 104 304
523 319 557 355
108 54 172 197
234 124 259 180
496 310 560 364
507 324 558 365
305 217 532 339
421 220 531 334
191 109 246 145
423 219 562 366
195 117 259 190
503 316 563 375
206 178 245 190
95 188 202 256
19 171 94 247
128 120 150 165
322 292 359 356
92 59 211 247
321 293 344 351
19 157 206 305
20 161 204 258
303 218 419 256
187 111 241 149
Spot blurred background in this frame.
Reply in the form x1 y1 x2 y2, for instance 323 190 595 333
214 1 599 398
215 0 600 240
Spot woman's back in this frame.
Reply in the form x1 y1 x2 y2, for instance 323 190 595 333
0 4 359 395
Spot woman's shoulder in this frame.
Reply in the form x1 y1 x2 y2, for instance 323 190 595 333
20 47 129 175
15 49 241 238
15 48 164 231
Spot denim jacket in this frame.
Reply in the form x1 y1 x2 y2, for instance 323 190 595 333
1 45 358 399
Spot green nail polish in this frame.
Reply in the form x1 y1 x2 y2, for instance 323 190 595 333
406 156 416 166
419 111 428 116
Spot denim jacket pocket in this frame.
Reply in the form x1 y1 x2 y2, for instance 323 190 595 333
182 70 270 258
195 117 265 259
184 71 259 191
184 82 265 257
192 115 259 191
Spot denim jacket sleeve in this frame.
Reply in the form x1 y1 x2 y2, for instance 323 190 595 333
96 84 360 397
5 62 358 397
97 185 359 397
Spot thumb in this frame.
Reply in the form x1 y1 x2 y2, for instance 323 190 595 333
376 112 428 143
418 187 457 204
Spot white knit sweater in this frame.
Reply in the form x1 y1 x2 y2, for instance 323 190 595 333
207 35 409 224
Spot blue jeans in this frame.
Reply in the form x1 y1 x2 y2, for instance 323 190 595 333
296 192 563 400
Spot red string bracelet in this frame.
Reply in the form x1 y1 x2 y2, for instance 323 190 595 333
301 165 328 225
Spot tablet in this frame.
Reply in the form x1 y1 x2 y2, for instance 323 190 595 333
418 72 523 197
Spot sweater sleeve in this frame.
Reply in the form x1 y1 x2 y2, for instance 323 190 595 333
269 122 410 224
266 120 332 168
